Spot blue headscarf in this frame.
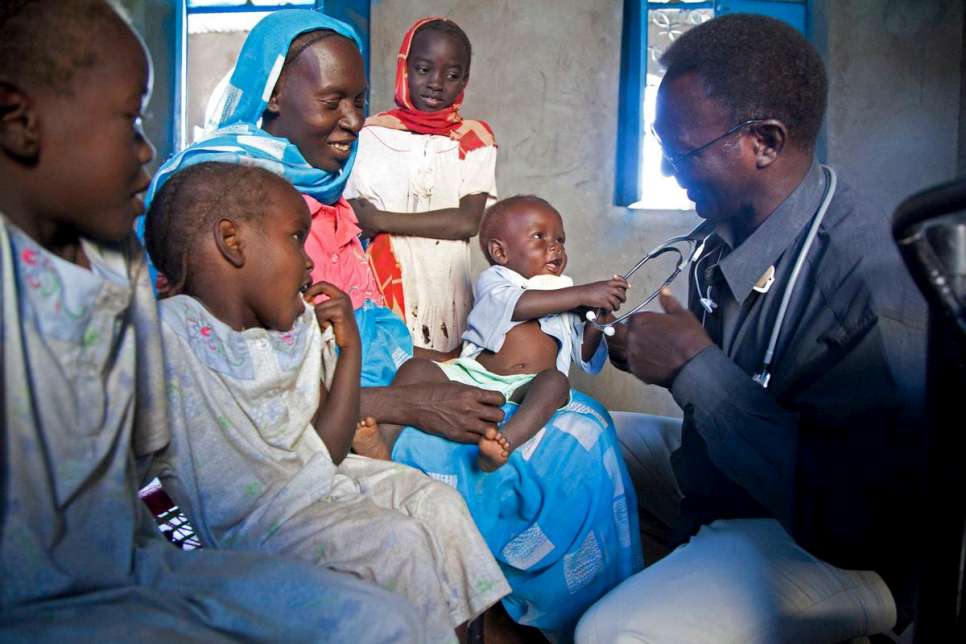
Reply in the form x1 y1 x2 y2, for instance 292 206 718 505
144 10 363 208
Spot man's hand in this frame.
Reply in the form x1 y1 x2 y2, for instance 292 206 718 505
621 289 713 387
606 319 631 372
396 381 506 443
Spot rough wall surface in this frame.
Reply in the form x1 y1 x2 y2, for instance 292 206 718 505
186 31 249 137
820 0 963 215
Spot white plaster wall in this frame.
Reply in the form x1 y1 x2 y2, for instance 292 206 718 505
816 0 963 217
186 31 249 137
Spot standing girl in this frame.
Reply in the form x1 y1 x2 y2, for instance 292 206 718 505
346 17 497 353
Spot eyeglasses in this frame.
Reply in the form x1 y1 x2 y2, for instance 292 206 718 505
652 118 769 173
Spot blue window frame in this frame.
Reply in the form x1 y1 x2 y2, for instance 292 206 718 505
186 1 317 13
615 0 807 209
171 0 369 152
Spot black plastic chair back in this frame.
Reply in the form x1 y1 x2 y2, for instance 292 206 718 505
893 176 966 643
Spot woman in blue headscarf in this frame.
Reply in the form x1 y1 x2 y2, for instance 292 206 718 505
144 10 413 387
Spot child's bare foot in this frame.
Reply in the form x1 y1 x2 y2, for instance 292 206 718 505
477 427 512 472
352 417 392 460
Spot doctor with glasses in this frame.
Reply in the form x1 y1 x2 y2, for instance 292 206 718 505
577 14 927 644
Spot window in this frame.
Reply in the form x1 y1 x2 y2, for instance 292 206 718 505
616 0 808 209
171 0 368 151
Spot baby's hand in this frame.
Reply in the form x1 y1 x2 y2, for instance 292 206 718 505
303 282 360 350
579 275 629 313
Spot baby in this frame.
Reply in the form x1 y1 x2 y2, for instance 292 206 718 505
355 195 628 470
144 161 509 642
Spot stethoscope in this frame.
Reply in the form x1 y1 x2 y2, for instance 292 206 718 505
587 165 838 389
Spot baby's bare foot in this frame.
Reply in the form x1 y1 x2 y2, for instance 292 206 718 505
352 417 392 460
477 431 511 472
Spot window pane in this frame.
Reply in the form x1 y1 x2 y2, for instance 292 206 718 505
188 0 248 6
633 7 712 210
646 8 713 76
186 12 273 143
188 0 314 7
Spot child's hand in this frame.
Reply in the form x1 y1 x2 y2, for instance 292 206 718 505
578 275 629 313
303 282 361 350
347 197 379 239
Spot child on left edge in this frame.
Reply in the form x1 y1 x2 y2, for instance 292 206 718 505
0 2 420 641
144 161 510 644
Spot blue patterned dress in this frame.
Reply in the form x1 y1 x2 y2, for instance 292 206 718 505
393 392 644 640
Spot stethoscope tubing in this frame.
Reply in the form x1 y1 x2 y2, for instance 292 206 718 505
752 165 837 386
586 221 716 335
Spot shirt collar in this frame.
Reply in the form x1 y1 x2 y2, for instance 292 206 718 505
714 160 827 304
304 194 362 253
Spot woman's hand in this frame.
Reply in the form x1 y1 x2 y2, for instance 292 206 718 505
303 281 360 351
361 382 507 444
403 382 507 443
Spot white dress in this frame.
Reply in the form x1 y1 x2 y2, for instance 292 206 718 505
0 214 422 643
154 295 511 643
345 126 498 352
